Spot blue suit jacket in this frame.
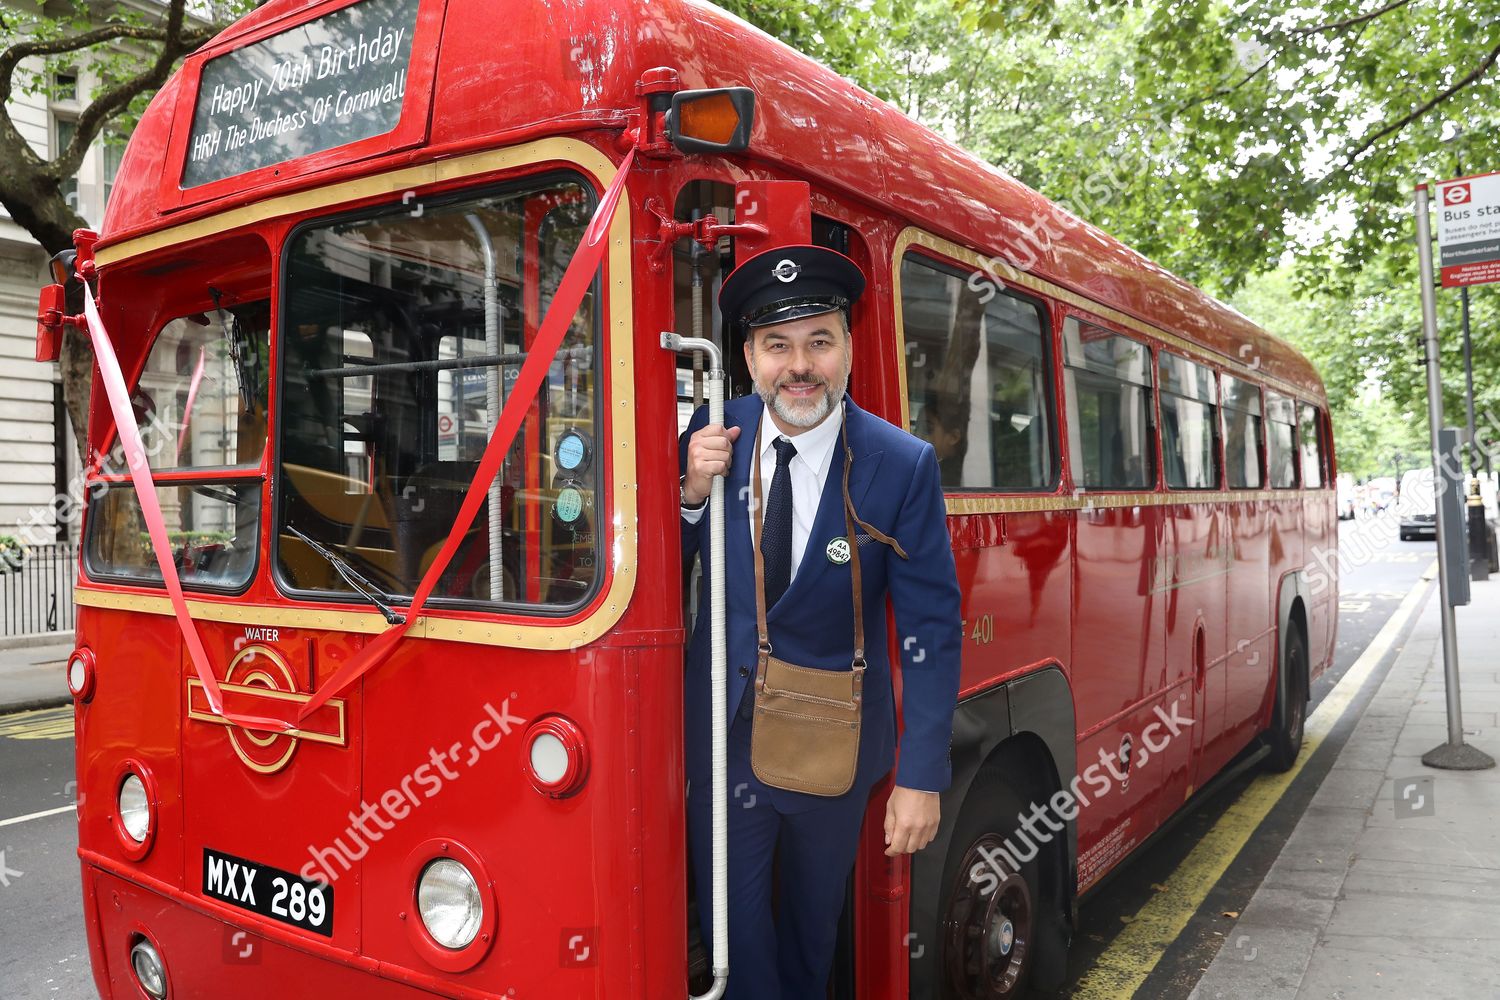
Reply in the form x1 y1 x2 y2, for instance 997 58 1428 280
680 394 962 813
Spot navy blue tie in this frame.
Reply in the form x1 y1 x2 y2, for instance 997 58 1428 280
762 436 798 608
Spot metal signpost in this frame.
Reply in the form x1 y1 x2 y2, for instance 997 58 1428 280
1414 179 1495 771
1439 173 1499 582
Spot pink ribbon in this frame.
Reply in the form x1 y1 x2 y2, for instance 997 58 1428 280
82 284 292 734
176 344 206 460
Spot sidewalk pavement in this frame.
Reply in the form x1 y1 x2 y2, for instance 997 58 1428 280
0 635 75 714
1193 575 1500 999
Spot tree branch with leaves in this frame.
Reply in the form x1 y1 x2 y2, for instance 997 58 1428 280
0 0 253 464
0 0 233 255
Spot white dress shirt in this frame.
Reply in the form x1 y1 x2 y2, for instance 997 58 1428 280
682 402 844 582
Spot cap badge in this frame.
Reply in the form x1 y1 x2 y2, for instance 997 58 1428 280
826 537 851 564
771 259 802 283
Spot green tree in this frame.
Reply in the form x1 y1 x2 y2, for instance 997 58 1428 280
716 0 1500 471
713 0 907 97
1227 265 1434 479
0 0 256 461
1119 0 1500 292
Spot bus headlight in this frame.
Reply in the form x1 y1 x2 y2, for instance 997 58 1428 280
111 761 157 860
130 936 168 998
119 774 151 843
403 840 495 970
417 859 482 950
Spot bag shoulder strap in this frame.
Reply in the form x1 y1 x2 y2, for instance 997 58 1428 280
750 412 867 670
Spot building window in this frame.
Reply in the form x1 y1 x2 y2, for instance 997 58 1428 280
102 134 125 211
54 117 80 214
53 70 78 102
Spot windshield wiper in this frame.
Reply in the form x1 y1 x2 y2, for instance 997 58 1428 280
209 286 255 415
286 526 406 625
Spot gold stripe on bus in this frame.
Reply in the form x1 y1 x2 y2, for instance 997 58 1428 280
943 488 1329 515
890 226 1320 435
73 583 635 651
82 138 638 652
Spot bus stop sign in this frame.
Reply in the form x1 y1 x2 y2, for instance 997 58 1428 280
1435 172 1500 287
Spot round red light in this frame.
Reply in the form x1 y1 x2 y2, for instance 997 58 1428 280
524 716 589 797
67 647 96 702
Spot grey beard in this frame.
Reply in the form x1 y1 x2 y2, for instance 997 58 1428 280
756 368 849 429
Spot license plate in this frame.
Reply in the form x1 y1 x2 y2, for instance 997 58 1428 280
202 847 333 937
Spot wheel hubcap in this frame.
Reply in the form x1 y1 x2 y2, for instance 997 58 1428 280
996 918 1014 955
943 833 1034 999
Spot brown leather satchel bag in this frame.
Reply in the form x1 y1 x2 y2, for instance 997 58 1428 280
748 417 905 797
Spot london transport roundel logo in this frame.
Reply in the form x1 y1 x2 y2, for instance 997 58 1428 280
223 646 301 774
772 259 802 283
1443 183 1472 207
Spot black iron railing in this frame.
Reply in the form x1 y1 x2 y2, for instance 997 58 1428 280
1 542 77 637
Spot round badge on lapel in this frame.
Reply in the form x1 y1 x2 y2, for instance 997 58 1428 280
826 537 851 564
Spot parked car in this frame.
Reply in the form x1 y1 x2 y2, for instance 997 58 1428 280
1398 469 1436 541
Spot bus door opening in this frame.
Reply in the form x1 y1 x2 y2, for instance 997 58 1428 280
668 178 861 1000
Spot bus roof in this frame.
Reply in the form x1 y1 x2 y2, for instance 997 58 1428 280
102 0 1324 400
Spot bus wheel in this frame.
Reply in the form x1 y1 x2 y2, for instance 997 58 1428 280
940 783 1037 999
1265 628 1307 772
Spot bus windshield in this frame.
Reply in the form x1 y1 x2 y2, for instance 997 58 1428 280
83 300 270 592
275 173 602 613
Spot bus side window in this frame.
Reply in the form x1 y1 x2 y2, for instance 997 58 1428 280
1298 401 1325 488
1265 391 1300 489
1158 351 1220 490
899 252 1056 491
1222 374 1264 489
1060 317 1154 490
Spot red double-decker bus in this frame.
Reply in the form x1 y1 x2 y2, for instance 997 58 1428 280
38 0 1336 997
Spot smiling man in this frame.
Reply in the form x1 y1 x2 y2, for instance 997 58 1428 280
678 244 963 999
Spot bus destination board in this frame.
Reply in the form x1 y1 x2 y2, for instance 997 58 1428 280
182 0 420 188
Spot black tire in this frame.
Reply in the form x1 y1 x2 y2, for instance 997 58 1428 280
1264 628 1307 772
936 775 1040 1000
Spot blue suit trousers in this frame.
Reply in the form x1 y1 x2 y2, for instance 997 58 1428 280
687 712 873 1000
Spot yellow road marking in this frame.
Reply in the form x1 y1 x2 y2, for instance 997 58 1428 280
1072 561 1437 998
0 707 74 741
